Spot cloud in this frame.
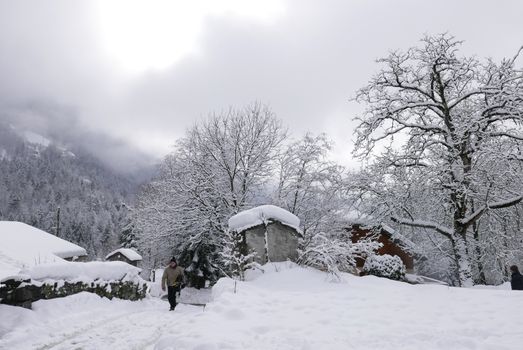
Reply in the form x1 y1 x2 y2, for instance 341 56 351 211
0 101 155 175
0 0 522 168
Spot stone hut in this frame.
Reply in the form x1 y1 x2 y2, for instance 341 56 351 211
228 205 302 264
105 248 142 267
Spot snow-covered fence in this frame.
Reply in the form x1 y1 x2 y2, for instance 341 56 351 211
0 261 148 308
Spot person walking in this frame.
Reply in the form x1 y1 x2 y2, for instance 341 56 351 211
162 257 185 310
510 265 523 291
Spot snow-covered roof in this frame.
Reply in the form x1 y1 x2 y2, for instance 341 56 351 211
228 205 301 233
349 219 424 258
105 248 142 262
380 224 420 253
0 221 87 279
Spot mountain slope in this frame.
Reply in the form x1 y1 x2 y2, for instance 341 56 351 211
0 122 144 258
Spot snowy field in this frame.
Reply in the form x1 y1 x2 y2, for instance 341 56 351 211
1 263 522 350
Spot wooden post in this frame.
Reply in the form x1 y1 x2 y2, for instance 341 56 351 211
56 206 61 237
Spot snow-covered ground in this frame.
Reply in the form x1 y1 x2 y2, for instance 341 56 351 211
1 263 522 350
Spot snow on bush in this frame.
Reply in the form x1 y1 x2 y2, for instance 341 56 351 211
220 229 261 281
298 232 381 281
363 254 406 281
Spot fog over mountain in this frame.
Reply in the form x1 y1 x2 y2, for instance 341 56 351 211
0 118 146 258
0 102 157 177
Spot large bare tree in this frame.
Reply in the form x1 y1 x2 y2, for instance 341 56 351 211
353 34 523 286
134 103 286 284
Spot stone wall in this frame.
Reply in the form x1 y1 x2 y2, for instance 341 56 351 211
0 277 148 309
244 225 268 264
244 221 300 264
266 222 299 262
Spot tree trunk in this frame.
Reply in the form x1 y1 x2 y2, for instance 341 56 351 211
453 233 474 287
472 223 487 285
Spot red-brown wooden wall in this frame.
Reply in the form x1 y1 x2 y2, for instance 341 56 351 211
350 224 414 271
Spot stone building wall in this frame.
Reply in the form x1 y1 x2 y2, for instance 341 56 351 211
244 225 267 264
0 277 148 309
243 221 300 264
266 222 299 262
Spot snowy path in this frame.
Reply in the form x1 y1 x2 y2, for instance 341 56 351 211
2 264 523 350
0 291 207 350
35 304 201 350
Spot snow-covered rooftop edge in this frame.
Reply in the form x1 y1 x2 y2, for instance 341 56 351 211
228 205 302 234
105 248 143 262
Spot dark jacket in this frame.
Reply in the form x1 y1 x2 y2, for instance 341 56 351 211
511 272 523 290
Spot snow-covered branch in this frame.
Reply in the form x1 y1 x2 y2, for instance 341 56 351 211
390 217 453 238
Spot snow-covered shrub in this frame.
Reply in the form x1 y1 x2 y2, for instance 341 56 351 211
298 232 381 281
220 229 260 281
363 254 406 281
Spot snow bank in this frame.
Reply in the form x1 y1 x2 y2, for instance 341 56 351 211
0 274 30 284
105 248 142 262
0 221 87 279
3 263 523 349
228 205 301 232
21 261 142 283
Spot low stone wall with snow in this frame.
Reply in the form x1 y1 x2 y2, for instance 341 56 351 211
0 261 148 308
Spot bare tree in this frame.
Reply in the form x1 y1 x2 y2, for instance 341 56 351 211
353 34 523 286
134 103 286 284
274 133 346 236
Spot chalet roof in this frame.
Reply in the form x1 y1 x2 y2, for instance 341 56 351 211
228 205 302 233
105 248 142 262
0 221 87 279
350 222 425 259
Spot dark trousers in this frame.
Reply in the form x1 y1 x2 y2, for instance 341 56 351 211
167 286 178 308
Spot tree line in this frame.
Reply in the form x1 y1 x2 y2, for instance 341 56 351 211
0 122 135 259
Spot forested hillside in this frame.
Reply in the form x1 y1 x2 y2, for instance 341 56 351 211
0 122 144 258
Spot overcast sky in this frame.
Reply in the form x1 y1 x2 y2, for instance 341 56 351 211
1 0 522 168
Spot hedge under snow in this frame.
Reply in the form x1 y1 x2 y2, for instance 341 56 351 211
363 254 406 281
20 261 143 283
